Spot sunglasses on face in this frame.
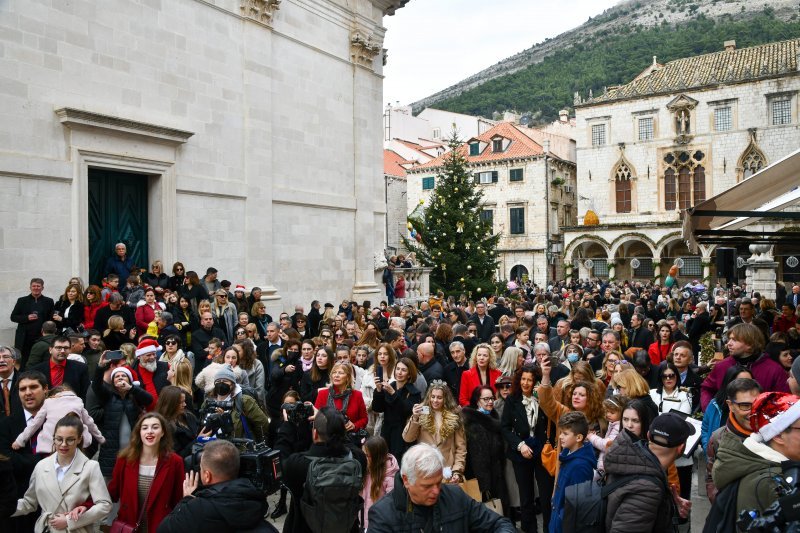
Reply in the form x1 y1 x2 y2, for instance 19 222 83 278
165 340 178 345
322 334 332 339
497 383 512 389
662 373 676 379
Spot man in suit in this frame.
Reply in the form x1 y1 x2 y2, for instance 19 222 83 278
789 284 800 308
628 313 653 350
9 277 55 370
469 302 495 343
31 336 89 400
0 345 22 418
0 369 48 533
548 319 570 354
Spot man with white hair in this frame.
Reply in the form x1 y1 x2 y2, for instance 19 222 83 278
368 443 515 532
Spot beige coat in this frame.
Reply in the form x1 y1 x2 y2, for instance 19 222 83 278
402 413 467 475
13 450 112 533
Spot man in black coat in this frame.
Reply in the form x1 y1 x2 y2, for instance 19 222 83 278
92 292 135 333
191 311 227 375
444 341 470 400
0 370 48 533
469 302 495 343
274 407 367 533
547 319 570 354
416 342 444 383
10 278 54 370
30 336 89 400
628 313 654 350
157 439 273 533
369 444 515 532
307 300 323 339
488 297 513 323
452 325 477 361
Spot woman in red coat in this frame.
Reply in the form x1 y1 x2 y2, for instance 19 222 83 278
314 360 368 431
82 284 105 330
647 323 675 366
135 288 164 338
108 412 184 533
459 343 501 406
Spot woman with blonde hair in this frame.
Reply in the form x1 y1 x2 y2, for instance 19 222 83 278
102 315 133 350
53 282 86 333
459 343 501 406
313 360 368 433
596 350 624 386
403 381 467 483
497 346 524 377
611 368 659 420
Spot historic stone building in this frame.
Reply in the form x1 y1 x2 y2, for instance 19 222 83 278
0 0 409 343
407 121 577 286
566 39 800 285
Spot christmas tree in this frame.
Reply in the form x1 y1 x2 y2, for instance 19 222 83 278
404 132 500 297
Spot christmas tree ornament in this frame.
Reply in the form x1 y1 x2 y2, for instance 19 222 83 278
406 221 413 230
460 277 465 282
465 243 471 250
467 265 472 270
476 287 481 293
456 221 464 233
450 243 455 250
454 187 459 192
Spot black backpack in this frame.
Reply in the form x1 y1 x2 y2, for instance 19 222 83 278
702 479 741 533
563 473 667 533
300 452 363 533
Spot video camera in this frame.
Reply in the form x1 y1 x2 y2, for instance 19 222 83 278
185 437 282 496
201 399 234 438
738 461 800 532
282 401 314 425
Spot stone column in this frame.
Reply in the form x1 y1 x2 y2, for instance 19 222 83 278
349 26 384 303
747 244 777 299
653 256 662 285
242 9 281 316
702 255 712 288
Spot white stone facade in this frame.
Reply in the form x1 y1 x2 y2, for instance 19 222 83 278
0 0 408 344
566 42 800 285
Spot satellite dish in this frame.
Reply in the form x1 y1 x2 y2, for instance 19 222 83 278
584 259 594 269
674 258 684 268
630 258 641 269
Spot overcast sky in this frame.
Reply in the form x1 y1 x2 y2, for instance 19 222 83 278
383 0 621 106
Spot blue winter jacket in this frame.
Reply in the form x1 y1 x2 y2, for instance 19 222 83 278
550 441 596 533
701 398 723 452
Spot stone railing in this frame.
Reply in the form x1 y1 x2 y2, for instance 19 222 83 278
374 267 433 304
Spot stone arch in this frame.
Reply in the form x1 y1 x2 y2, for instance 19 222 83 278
609 233 657 259
564 235 612 261
655 232 684 257
737 129 767 182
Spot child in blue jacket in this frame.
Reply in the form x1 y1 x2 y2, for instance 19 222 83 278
550 411 597 533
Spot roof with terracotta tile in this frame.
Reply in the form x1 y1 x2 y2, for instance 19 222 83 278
384 149 412 177
410 122 544 172
579 38 800 107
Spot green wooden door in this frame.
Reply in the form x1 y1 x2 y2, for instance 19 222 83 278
88 169 149 285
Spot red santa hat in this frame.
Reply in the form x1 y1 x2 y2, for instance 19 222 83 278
234 284 247 294
110 366 140 387
750 391 800 442
135 338 160 357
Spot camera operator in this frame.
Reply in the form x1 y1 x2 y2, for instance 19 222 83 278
199 366 268 442
713 391 800 515
274 406 367 533
269 390 312 520
156 439 276 533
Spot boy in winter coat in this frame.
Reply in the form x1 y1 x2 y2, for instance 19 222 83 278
550 411 596 533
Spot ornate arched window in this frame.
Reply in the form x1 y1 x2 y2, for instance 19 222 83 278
614 162 632 213
738 129 767 181
663 150 706 211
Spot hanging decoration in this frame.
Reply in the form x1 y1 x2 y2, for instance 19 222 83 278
456 221 464 233
630 258 641 269
788 256 799 268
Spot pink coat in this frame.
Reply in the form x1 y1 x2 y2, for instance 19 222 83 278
587 420 620 472
360 454 399 530
15 391 105 453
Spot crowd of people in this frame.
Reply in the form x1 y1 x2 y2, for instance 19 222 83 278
3 252 800 532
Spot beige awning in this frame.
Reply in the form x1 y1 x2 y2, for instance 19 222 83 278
683 148 800 252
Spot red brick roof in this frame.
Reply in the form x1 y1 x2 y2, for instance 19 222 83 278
411 122 543 171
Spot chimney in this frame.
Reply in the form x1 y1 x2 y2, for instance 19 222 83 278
559 109 569 123
724 40 736 52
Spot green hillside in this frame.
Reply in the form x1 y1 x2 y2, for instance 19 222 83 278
432 11 800 123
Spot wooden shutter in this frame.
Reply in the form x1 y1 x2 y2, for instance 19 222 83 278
492 171 498 183
693 165 705 204
615 177 631 213
664 168 676 210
